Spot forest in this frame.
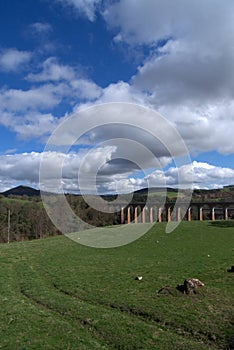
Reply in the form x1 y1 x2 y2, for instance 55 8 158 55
0 194 120 243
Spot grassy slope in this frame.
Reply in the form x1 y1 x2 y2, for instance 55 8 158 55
0 221 233 349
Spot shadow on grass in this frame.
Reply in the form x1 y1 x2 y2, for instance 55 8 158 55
209 220 234 228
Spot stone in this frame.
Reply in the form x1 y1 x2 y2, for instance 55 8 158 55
227 264 234 272
183 278 204 295
135 276 143 280
176 278 204 295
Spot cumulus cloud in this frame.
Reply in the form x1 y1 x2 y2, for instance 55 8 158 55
0 111 59 140
0 81 69 139
26 57 102 99
0 82 99 141
103 161 234 193
0 83 67 112
12 112 60 139
177 161 234 189
0 148 118 193
47 101 190 173
133 38 234 106
0 55 102 139
103 0 234 47
157 103 234 155
0 149 233 193
0 48 32 72
99 81 147 104
102 0 234 156
26 57 76 82
0 152 41 186
70 79 102 100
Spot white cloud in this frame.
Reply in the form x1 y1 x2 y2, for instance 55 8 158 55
56 0 102 21
0 149 233 193
101 0 234 157
12 112 60 139
0 152 41 185
104 161 234 193
133 37 234 106
0 148 117 193
70 79 102 100
0 56 101 139
180 161 234 188
0 83 66 112
0 48 32 72
155 103 234 155
103 0 234 47
0 111 59 139
99 81 147 104
27 57 76 82
152 161 234 189
0 81 69 139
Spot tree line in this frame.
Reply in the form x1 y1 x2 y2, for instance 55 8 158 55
0 194 120 243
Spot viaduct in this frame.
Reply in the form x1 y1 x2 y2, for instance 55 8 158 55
118 201 234 224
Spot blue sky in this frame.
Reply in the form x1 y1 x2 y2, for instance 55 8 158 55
0 0 233 193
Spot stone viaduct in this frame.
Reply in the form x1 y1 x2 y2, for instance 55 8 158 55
117 201 234 224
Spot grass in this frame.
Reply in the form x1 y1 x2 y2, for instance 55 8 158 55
68 223 153 248
0 221 233 349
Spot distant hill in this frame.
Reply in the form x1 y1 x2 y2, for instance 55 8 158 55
1 185 40 197
1 184 234 200
193 186 234 200
134 187 178 195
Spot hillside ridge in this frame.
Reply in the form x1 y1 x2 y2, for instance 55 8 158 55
1 184 234 199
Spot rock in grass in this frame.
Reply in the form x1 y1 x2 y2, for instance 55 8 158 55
135 276 143 281
184 278 204 295
227 264 234 272
176 278 204 295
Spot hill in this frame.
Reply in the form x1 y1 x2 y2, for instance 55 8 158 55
135 186 234 201
193 186 234 201
0 221 233 349
1 184 234 200
1 185 40 197
134 187 178 194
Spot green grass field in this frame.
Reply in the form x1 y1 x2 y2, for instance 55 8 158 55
0 221 233 349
